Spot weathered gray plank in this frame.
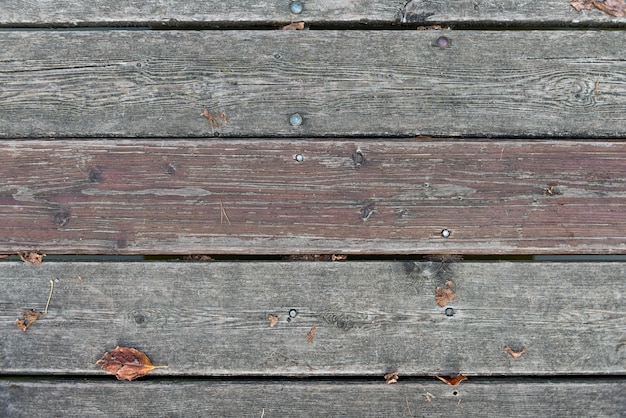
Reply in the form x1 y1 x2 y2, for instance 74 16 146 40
2 30 626 138
0 0 624 27
1 140 625 255
1 262 624 375
2 378 625 418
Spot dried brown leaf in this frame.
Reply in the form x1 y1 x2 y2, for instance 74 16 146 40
594 0 626 16
331 254 347 261
435 286 456 307
504 346 527 359
96 346 167 381
444 279 455 289
435 374 467 386
15 309 44 332
268 314 279 328
17 252 45 265
306 324 317 343
0 254 10 259
571 0 595 11
282 22 305 30
384 371 399 384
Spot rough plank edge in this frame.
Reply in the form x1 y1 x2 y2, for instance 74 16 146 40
2 378 625 417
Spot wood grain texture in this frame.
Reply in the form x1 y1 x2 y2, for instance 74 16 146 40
0 0 624 27
1 140 625 254
2 30 626 138
1 262 624 376
2 378 625 417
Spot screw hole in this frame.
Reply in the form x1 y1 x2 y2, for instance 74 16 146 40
352 150 365 167
452 390 459 396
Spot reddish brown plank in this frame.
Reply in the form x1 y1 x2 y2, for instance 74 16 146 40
0 139 624 254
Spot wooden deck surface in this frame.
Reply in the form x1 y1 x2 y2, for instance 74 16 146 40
2 261 625 376
2 31 626 138
1 1 625 416
1 140 624 254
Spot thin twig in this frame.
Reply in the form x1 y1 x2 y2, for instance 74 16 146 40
220 198 231 225
44 279 54 314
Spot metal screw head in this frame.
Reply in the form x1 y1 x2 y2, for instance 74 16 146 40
445 307 455 317
437 36 450 49
289 113 303 126
294 154 304 162
290 1 303 14
441 229 451 238
289 309 298 318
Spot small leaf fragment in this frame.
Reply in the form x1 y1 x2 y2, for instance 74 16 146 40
435 285 456 307
593 0 626 16
15 309 44 332
384 371 399 384
504 346 527 359
268 314 279 328
306 324 317 344
571 0 595 11
200 109 228 129
436 374 467 386
282 22 305 30
96 346 167 381
17 252 45 265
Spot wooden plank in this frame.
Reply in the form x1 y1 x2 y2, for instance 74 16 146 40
1 0 624 27
2 378 625 417
1 262 624 375
1 140 625 255
2 30 626 138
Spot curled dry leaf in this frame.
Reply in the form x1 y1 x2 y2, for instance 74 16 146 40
504 346 527 359
571 0 596 10
268 314 279 328
17 252 45 265
15 309 44 332
306 324 317 344
384 371 399 384
593 0 626 16
282 21 305 30
96 346 167 381
436 374 468 386
571 0 626 15
331 254 347 261
435 282 456 307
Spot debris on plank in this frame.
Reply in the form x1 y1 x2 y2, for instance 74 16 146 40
435 374 467 386
306 324 317 343
571 0 626 16
282 22 305 30
384 371 399 384
504 346 527 359
17 251 45 265
96 346 167 381
435 280 456 307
